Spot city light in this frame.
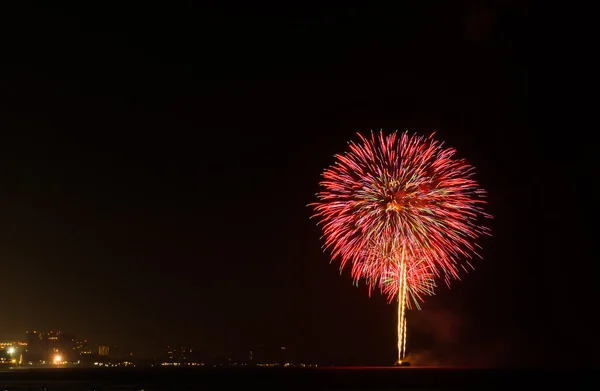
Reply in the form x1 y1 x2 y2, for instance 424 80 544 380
3 331 314 368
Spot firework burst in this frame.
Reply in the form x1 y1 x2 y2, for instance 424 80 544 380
311 130 491 362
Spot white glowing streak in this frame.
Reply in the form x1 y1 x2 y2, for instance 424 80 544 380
397 250 408 362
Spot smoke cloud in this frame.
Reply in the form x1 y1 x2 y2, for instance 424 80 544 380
405 309 513 367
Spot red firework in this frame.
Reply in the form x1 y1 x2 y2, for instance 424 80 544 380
311 131 491 306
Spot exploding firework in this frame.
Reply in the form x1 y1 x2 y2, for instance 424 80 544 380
311 130 491 363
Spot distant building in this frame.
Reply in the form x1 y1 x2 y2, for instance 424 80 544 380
98 345 110 356
279 346 289 365
166 346 187 362
25 331 46 363
25 331 80 363
75 340 92 356
0 341 25 365
47 331 75 362
59 333 76 353
164 346 200 364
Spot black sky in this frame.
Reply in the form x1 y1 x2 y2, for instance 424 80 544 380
0 2 595 366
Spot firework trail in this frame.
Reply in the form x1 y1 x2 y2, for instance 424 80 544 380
311 130 491 363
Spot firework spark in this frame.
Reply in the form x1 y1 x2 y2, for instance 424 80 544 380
311 130 491 363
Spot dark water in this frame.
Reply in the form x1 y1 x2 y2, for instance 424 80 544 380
0 367 595 390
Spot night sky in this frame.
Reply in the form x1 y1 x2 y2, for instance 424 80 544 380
0 2 594 366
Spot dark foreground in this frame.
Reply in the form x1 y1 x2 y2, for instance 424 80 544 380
0 367 595 390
